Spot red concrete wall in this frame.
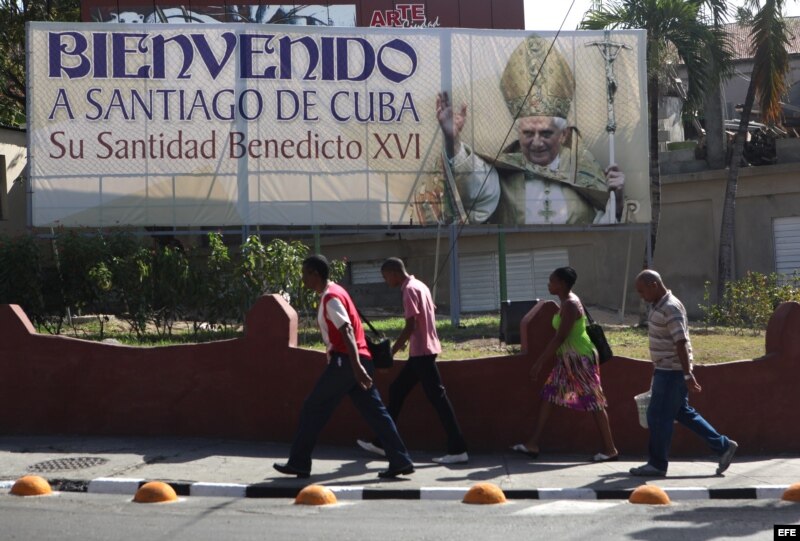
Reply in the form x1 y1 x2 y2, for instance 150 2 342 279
1 297 798 455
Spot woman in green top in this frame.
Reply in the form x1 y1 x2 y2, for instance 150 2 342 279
511 266 619 462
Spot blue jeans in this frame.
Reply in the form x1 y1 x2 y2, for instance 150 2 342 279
286 353 413 474
646 369 730 472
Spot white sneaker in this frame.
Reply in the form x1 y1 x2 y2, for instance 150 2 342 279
432 452 469 464
356 439 386 457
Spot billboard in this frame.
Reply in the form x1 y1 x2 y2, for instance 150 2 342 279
27 23 650 227
79 1 525 30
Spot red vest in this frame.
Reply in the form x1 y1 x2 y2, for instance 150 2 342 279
322 283 371 359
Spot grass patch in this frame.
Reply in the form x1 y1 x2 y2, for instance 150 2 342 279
39 316 243 346
40 314 765 362
605 325 764 364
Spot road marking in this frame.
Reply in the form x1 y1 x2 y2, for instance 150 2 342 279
512 500 622 515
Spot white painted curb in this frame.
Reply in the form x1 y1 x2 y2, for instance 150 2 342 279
537 488 597 500
190 482 247 498
420 487 470 500
755 485 790 499
88 477 144 495
328 486 365 500
663 487 709 500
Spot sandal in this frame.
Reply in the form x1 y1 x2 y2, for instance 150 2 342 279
510 444 539 459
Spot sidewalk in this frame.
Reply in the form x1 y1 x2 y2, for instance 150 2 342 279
1 436 798 500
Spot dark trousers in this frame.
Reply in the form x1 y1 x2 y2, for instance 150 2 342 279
287 354 413 473
385 354 467 455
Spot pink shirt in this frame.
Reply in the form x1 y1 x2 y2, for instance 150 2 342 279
402 275 442 356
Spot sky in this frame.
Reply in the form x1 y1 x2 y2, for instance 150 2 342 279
524 0 800 31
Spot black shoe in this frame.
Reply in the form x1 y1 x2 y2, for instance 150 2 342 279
273 462 310 478
377 464 415 479
716 440 738 475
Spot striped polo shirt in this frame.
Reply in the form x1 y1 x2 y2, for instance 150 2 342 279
647 290 693 371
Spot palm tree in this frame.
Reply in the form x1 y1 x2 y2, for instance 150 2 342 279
702 2 734 170
717 0 790 300
581 0 731 261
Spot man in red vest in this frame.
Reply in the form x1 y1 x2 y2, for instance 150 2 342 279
273 254 415 479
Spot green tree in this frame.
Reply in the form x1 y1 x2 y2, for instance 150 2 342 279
198 232 239 330
0 0 80 127
57 230 113 336
717 0 791 300
109 242 154 340
150 245 190 337
581 0 732 259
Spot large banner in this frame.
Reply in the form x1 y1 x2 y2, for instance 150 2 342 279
79 1 524 29
28 23 649 227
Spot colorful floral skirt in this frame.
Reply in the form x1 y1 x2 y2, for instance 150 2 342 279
540 351 608 412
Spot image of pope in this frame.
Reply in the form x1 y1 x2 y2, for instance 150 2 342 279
437 35 625 225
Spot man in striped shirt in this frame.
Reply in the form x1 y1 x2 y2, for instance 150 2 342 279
629 270 738 477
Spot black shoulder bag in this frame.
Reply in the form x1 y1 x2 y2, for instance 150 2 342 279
581 303 614 364
356 309 394 369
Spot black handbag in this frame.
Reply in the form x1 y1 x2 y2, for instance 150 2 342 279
356 309 393 369
581 302 613 364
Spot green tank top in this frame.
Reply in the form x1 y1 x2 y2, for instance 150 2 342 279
552 313 596 357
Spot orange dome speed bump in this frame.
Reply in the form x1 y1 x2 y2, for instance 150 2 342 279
462 482 507 504
629 485 670 505
10 475 52 496
133 481 178 503
294 485 337 506
782 483 800 502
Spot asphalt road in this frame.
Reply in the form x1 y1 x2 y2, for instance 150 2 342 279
1 493 798 541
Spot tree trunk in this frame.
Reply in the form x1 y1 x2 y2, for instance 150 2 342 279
647 72 661 265
703 79 726 169
717 76 757 301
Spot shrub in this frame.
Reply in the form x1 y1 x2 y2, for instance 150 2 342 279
701 272 800 335
150 245 190 337
0 234 57 329
0 230 347 342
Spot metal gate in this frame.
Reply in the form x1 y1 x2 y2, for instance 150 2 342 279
459 248 568 312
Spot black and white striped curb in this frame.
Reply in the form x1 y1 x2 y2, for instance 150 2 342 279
0 478 792 500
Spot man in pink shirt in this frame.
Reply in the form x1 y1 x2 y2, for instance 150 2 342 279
357 257 469 464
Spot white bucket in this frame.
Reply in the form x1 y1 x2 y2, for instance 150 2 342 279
634 391 651 429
